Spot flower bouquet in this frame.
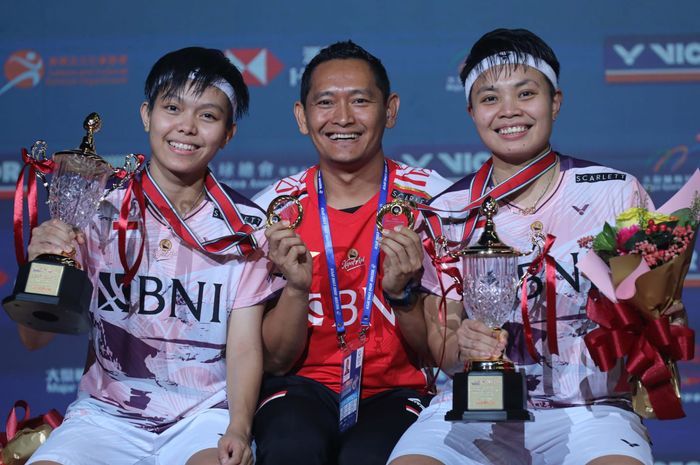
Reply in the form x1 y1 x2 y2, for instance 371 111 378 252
577 170 699 420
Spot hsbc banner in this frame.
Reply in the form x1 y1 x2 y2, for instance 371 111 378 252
1 3 700 463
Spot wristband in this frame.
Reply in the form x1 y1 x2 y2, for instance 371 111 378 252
383 279 421 308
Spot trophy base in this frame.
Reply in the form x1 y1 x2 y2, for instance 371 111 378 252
445 408 533 422
445 366 533 423
2 255 93 335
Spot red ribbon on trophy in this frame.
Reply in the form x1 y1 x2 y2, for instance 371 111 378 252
114 154 147 286
520 234 558 361
14 148 55 265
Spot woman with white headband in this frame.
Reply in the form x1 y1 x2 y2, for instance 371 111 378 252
389 29 658 465
22 47 283 465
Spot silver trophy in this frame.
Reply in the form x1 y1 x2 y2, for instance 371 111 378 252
3 113 142 334
446 197 533 422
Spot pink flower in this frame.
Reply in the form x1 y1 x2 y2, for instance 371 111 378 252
616 225 640 251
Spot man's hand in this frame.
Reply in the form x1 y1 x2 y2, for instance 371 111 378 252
379 225 424 298
265 221 312 293
217 429 252 465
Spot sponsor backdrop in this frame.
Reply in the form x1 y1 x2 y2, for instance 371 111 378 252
1 0 699 462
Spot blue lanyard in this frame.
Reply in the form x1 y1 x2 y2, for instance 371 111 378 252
317 162 389 347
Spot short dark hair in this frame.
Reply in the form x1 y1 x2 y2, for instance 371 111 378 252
460 29 560 105
144 47 249 126
299 40 391 106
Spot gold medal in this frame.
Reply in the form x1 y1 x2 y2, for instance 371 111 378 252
266 195 303 229
376 200 415 232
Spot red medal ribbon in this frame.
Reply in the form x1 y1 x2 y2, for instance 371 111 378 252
421 149 557 245
584 288 695 419
520 234 558 360
13 148 55 265
141 165 257 256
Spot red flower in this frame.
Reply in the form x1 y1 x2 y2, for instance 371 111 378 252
616 224 640 251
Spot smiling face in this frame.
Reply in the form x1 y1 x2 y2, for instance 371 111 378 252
294 58 399 170
140 82 235 185
468 64 562 166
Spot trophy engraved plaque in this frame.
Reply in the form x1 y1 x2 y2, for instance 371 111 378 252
266 195 303 229
3 113 142 334
376 199 415 232
445 197 533 422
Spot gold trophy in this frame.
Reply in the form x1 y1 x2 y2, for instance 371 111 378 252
376 199 415 232
3 113 142 334
266 195 303 229
445 197 532 422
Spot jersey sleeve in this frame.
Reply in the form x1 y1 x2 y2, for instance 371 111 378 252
229 229 285 310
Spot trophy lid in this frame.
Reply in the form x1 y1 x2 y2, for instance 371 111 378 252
455 197 519 257
54 112 110 167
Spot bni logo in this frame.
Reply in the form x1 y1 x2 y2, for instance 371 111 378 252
604 35 700 83
224 48 284 86
0 49 44 96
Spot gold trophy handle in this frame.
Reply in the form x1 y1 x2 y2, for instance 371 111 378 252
376 200 415 232
266 195 303 229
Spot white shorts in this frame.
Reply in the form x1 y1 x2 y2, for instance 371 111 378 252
388 390 653 465
28 400 229 465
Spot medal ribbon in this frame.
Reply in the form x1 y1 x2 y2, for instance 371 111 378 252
141 165 257 258
14 148 55 264
423 148 557 244
317 163 389 346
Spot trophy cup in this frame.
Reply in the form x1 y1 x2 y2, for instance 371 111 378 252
445 197 533 422
266 195 303 229
376 199 415 232
3 113 142 334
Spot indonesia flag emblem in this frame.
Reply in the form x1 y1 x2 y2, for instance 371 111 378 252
224 48 284 86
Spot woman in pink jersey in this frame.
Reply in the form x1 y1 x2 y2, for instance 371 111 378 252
19 47 280 465
388 29 683 465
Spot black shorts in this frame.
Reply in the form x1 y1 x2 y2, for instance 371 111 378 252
253 375 432 465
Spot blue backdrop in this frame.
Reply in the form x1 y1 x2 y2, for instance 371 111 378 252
1 1 699 462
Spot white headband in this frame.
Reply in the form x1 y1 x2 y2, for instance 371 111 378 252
463 51 559 102
187 71 238 117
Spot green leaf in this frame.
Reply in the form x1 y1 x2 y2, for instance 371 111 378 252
593 222 617 254
672 208 695 227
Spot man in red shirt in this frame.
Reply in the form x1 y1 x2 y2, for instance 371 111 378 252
252 41 451 465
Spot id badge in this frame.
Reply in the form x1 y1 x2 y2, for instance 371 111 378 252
339 342 365 432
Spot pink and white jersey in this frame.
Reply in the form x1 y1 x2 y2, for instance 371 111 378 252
70 186 281 431
427 155 651 409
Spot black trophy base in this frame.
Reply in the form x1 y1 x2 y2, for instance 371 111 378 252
445 362 534 423
2 255 93 334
